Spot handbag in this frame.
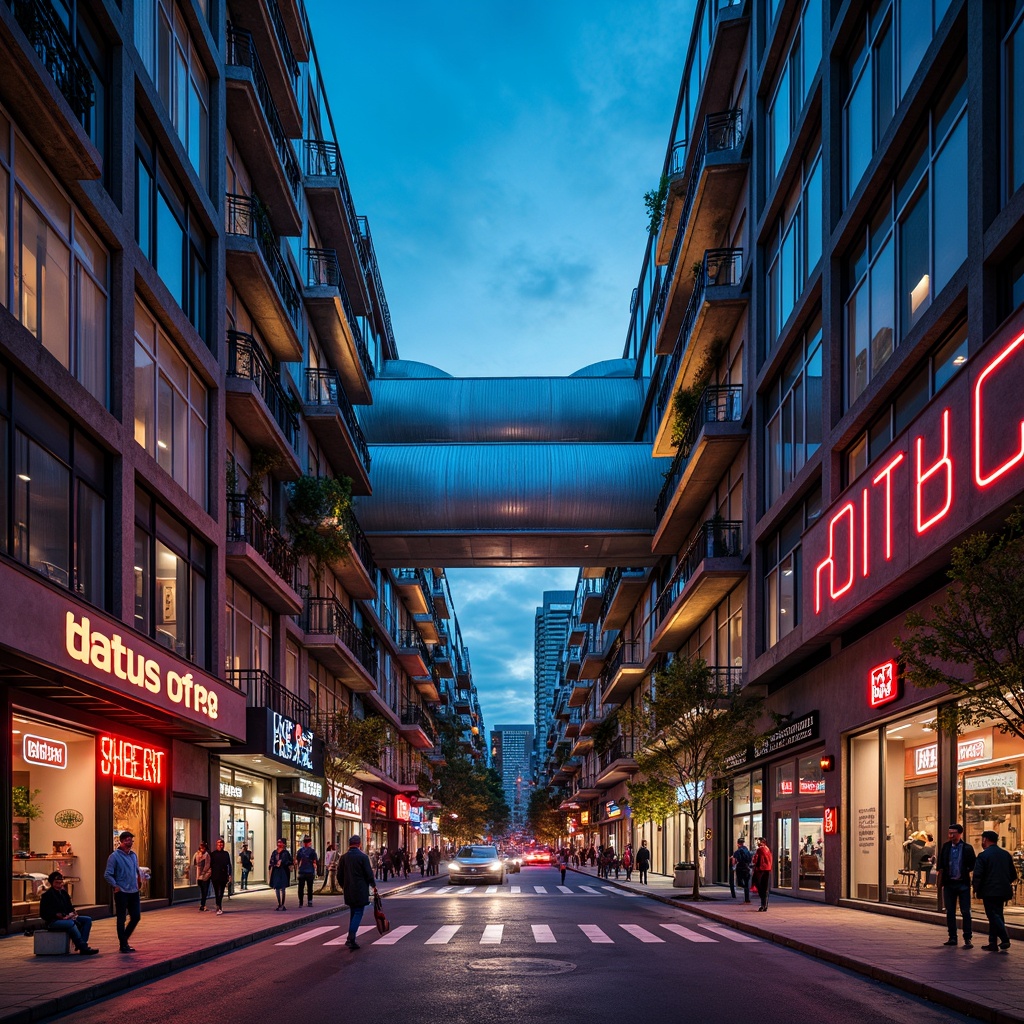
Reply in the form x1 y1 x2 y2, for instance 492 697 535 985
373 891 390 934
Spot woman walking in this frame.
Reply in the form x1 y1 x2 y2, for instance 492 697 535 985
210 838 232 914
751 837 773 912
192 841 211 912
269 838 293 910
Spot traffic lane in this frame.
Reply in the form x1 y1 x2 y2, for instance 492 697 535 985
55 883 973 1024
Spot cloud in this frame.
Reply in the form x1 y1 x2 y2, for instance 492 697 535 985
494 245 595 304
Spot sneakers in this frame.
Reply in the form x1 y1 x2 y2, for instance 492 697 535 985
1000 941 1011 950
119 945 135 953
345 939 359 950
942 938 958 946
982 944 1000 951
199 906 207 912
216 909 224 915
963 941 974 949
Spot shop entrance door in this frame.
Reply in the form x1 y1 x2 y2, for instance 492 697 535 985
775 813 792 888
797 810 825 890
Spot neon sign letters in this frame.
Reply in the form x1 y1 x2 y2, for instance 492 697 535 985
394 796 411 821
23 734 68 769
99 735 165 784
824 807 838 835
271 713 314 771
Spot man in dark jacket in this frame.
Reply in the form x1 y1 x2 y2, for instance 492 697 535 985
973 830 1017 952
339 834 377 950
635 840 651 884
937 823 977 948
39 872 98 954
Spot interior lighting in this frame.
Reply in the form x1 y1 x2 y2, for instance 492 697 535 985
819 754 835 772
910 274 930 316
17 473 30 482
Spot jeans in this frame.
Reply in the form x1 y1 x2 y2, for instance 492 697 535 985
213 880 227 910
639 867 648 884
943 883 972 939
114 891 141 947
982 894 1010 946
240 868 250 890
198 878 210 909
298 876 314 905
735 871 752 902
47 916 92 951
753 870 771 909
348 904 366 941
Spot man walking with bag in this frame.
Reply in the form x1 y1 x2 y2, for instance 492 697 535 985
973 830 1017 952
731 836 753 903
339 834 377 950
937 823 977 948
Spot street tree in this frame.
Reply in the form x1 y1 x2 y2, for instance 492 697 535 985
894 508 1024 740
621 655 764 900
527 787 565 847
626 777 679 831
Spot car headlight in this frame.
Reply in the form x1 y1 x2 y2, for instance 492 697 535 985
488 860 502 870
448 862 460 872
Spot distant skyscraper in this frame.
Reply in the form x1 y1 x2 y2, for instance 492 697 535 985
534 591 573 759
491 724 535 827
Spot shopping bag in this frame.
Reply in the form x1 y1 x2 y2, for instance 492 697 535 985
373 891 390 934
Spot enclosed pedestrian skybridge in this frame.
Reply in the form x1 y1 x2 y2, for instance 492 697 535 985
353 360 669 568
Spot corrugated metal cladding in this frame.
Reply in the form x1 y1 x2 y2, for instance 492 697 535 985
354 443 667 533
358 376 645 443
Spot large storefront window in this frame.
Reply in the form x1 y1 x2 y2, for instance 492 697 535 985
113 784 152 898
218 767 268 888
770 751 827 895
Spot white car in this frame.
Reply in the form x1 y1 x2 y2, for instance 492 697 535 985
448 845 505 885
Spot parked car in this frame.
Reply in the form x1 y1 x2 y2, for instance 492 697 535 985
448 845 505 884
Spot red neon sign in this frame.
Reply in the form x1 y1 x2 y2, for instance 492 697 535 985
369 798 387 818
99 735 165 785
915 408 953 534
975 329 1024 487
824 807 838 835
868 660 899 708
394 796 411 821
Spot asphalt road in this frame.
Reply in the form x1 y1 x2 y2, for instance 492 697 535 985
56 867 974 1024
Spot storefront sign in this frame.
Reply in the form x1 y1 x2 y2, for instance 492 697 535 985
807 329 1024 632
99 735 165 784
580 811 590 825
298 778 323 799
754 712 820 759
965 770 1019 792
604 801 622 819
369 798 387 818
799 778 826 794
868 660 899 709
909 731 992 776
271 713 314 771
395 796 411 821
23 734 67 769
824 807 838 835
326 785 362 818
857 806 877 854
220 782 243 800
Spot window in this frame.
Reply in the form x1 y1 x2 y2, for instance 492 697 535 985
224 579 271 672
134 487 208 667
763 487 821 650
134 0 209 184
1007 6 1024 198
1 131 109 405
765 314 823 508
1 376 108 605
134 299 208 507
844 63 967 407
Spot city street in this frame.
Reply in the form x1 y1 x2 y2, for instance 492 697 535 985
54 867 972 1024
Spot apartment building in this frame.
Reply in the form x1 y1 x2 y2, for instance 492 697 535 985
544 0 1024 920
491 724 534 827
0 0 481 933
533 590 572 764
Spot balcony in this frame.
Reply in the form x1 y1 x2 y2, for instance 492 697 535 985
653 249 746 452
303 369 372 494
303 596 377 691
398 705 436 750
578 576 605 623
652 520 746 652
453 688 472 714
564 709 582 739
228 668 309 733
600 567 648 632
567 678 593 708
413 613 439 644
274 0 309 61
356 216 398 360
225 28 302 236
709 665 745 705
413 675 440 702
432 577 450 619
424 744 446 766
564 645 582 681
602 639 649 705
579 706 605 737
456 646 472 685
655 108 747 302
653 385 746 553
595 739 639 787
572 774 602 802
224 194 302 362
225 493 302 613
567 621 587 646
302 140 373 316
225 331 301 480
433 642 455 679
303 248 373 404
394 569 431 616
580 632 612 680
227 1 302 136
328 512 377 600
570 735 594 759
395 629 430 677
0 0 99 180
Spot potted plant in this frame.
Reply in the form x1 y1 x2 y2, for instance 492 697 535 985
285 474 353 582
673 861 697 888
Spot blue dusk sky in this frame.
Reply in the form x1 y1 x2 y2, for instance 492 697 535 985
306 0 695 726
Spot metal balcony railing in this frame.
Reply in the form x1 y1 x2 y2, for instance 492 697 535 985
709 665 744 697
227 668 310 732
598 566 646 622
304 248 374 382
654 384 743 522
303 596 378 677
226 493 298 589
654 519 744 626
606 638 646 680
657 109 744 317
265 0 300 82
13 0 95 116
225 26 301 200
225 193 302 326
355 216 396 357
226 330 299 448
401 704 436 738
395 628 429 657
600 739 637 770
345 510 377 581
393 568 433 609
304 368 371 473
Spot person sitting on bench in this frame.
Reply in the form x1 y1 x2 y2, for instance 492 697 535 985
39 872 98 955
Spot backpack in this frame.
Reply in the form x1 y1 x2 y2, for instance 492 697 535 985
733 846 752 873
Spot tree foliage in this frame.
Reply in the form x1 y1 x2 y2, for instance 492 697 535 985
527 787 565 847
285 474 353 582
621 655 764 899
643 175 669 235
626 777 678 826
894 508 1024 740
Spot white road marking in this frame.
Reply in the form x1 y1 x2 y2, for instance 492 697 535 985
534 886 548 893
699 924 759 942
411 887 430 894
557 885 573 893
510 885 521 894
454 887 475 896
480 924 504 944
425 925 461 944
324 925 375 946
660 923 717 942
620 924 664 943
275 926 339 945
579 885 601 894
371 924 417 945
533 925 556 943
579 924 613 943
485 885 498 894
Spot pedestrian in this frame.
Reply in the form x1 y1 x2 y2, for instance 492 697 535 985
973 830 1015 951
39 871 98 954
610 847 620 879
269 837 293 910
192 840 211 911
622 843 633 881
428 846 440 876
103 830 143 953
320 843 337 892
636 839 650 884
416 847 425 876
295 835 319 907
209 838 232 914
238 843 253 890
731 837 753 904
380 846 393 881
588 845 596 867
937 823 977 947
339 834 378 950
751 837 773 911
558 847 568 884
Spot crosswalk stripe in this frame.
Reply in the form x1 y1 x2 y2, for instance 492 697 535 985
699 924 759 943
533 925 555 943
275 926 339 945
412 887 430 894
600 886 622 895
485 886 498 894
534 886 547 894
371 924 417 945
557 885 573 893
579 924 613 943
620 924 664 943
324 925 375 946
510 885 521 894
425 925 461 945
480 924 503 944
437 886 457 894
660 923 717 943
579 885 600 894
454 887 475 896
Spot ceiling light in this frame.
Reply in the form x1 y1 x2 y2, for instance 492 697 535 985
157 440 168 450
17 473 30 482
910 274 930 316
953 355 967 366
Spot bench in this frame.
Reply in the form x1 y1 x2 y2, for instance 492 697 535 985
33 930 71 955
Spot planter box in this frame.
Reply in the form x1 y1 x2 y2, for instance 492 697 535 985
673 869 696 888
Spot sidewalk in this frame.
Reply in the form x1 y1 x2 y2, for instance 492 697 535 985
571 864 1024 1023
0 872 427 1024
